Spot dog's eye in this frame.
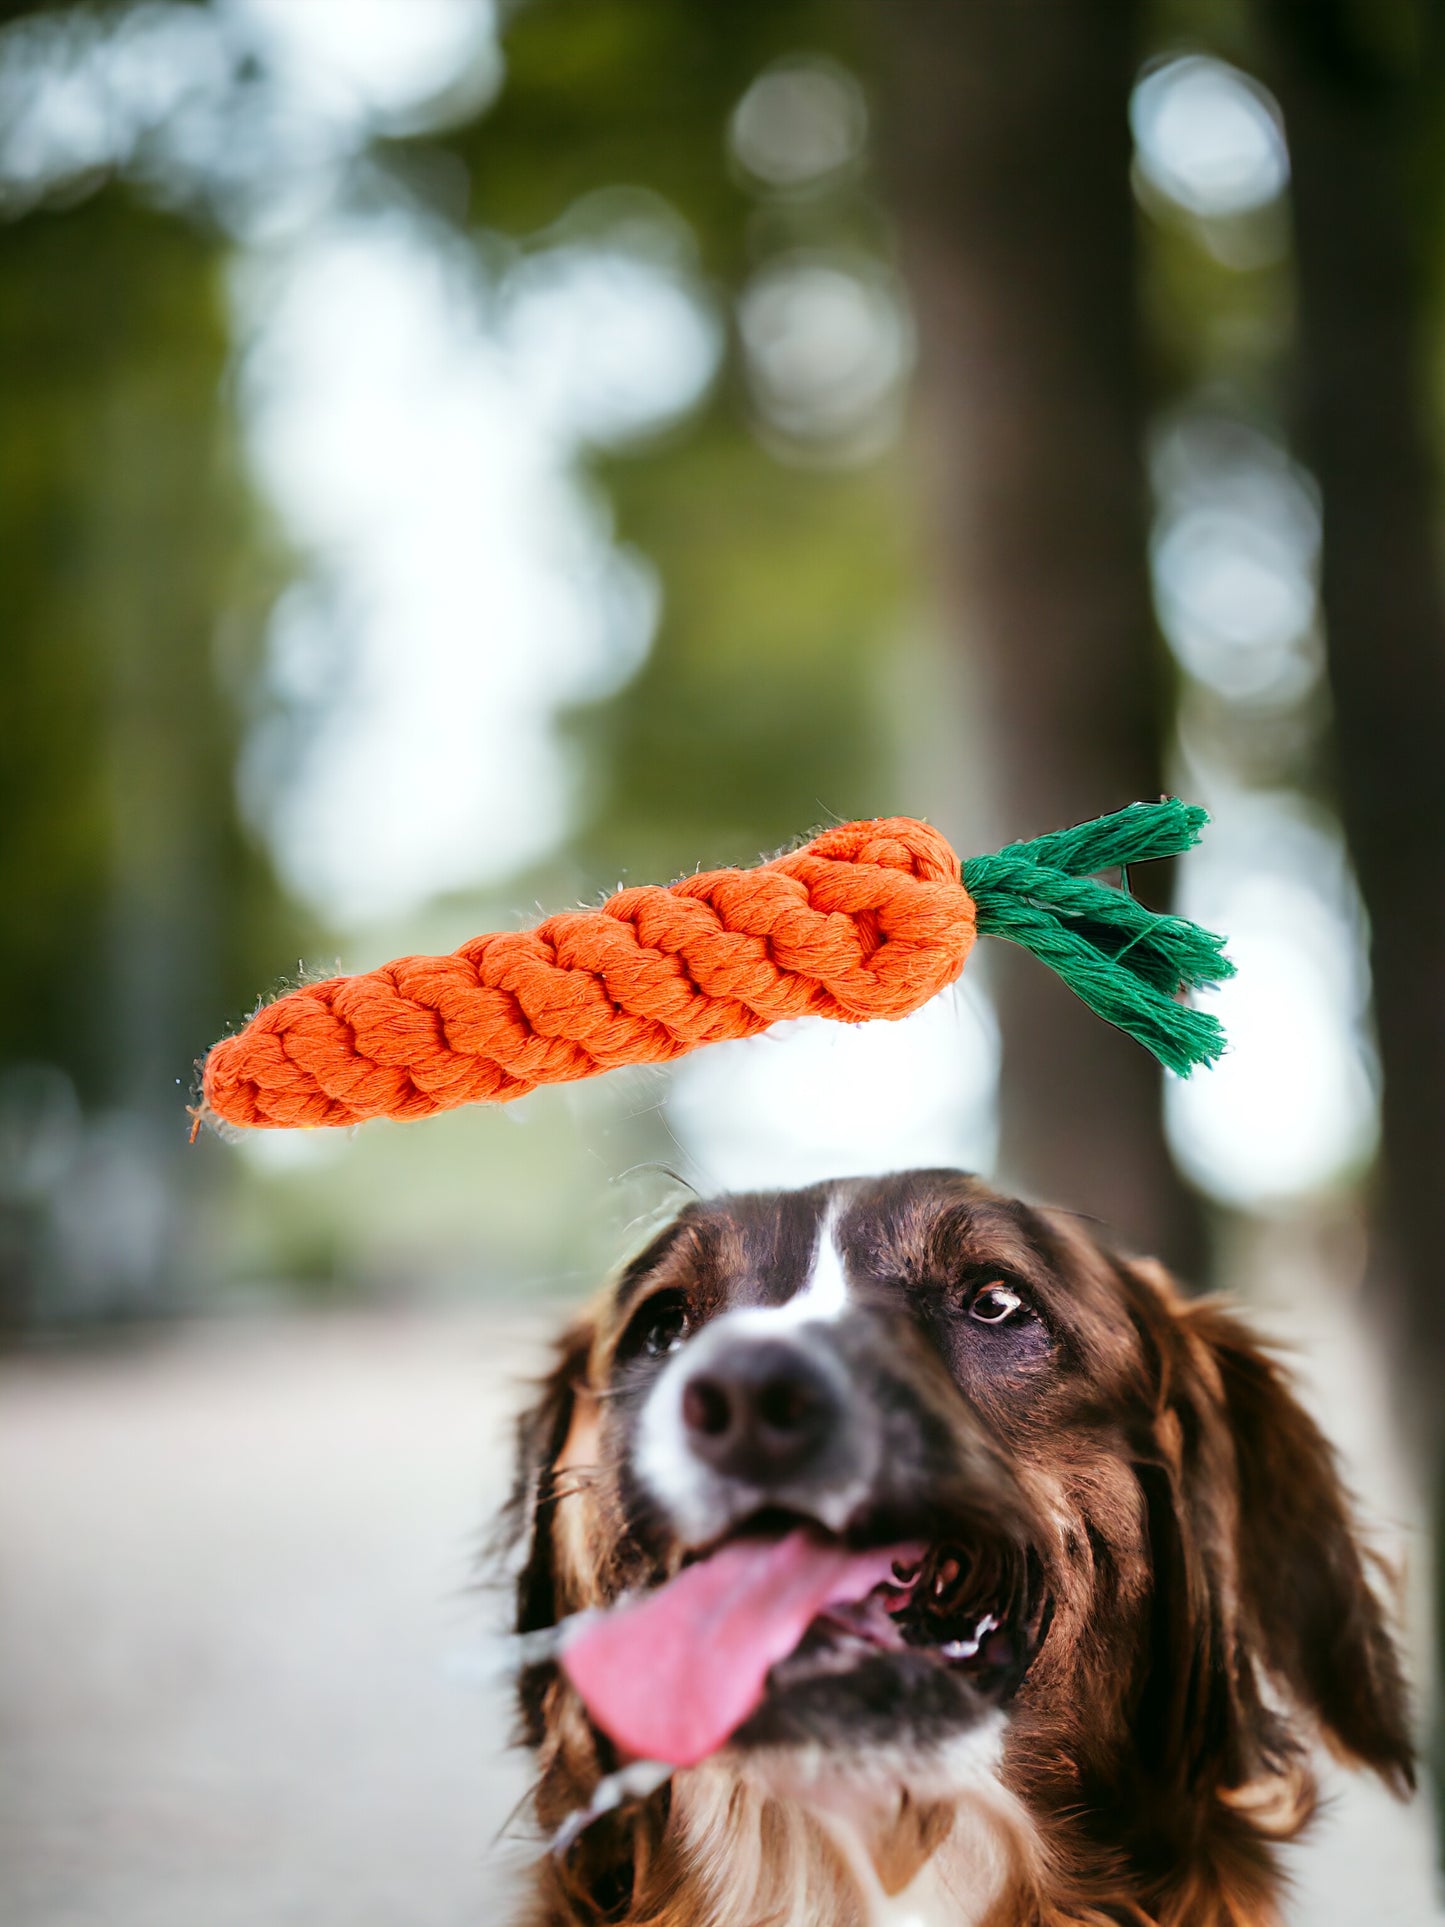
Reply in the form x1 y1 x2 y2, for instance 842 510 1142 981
969 1282 1024 1325
622 1292 693 1362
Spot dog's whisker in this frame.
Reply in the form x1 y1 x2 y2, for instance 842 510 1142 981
550 1760 673 1860
489 1781 542 1852
541 1472 598 1494
538 1465 602 1499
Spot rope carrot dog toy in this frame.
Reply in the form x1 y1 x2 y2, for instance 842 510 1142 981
196 799 1232 1133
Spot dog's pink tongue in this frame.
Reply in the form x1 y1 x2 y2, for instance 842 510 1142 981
561 1529 917 1768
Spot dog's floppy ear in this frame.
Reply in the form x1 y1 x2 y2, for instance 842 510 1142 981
507 1316 597 1641
1186 1300 1415 1796
506 1313 622 1822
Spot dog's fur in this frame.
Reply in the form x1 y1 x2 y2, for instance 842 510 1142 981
505 1171 1413 1926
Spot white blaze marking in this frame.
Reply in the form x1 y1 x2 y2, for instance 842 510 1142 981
797 1210 851 1319
769 1208 850 1326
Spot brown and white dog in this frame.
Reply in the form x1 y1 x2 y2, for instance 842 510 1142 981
505 1170 1413 1926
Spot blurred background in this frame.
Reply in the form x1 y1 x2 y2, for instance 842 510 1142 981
2 0 1444 1921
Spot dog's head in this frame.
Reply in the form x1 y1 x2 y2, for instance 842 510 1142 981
510 1171 1412 1917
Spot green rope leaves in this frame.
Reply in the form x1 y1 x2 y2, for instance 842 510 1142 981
962 799 1233 1076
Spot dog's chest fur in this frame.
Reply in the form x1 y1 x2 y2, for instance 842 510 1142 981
669 1726 1026 1927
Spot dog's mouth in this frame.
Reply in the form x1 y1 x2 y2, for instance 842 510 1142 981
560 1511 1045 1768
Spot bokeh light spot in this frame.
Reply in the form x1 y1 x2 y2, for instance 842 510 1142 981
737 253 912 463
729 54 867 191
1131 54 1288 219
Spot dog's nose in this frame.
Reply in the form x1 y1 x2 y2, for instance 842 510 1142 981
679 1338 842 1485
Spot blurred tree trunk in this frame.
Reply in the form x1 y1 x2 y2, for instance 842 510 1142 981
0 192 302 1329
1259 0 1445 1370
872 0 1204 1275
1259 0 1445 1805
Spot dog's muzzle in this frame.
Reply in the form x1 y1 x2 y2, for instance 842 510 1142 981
556 1302 1049 1768
636 1313 884 1546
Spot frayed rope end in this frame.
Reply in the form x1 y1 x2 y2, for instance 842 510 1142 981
963 799 1232 1077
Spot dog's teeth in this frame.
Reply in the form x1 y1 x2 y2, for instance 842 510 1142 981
932 1555 963 1598
940 1635 980 1661
939 1609 1005 1665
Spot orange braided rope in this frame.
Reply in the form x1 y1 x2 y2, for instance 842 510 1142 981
199 802 1233 1134
200 818 974 1131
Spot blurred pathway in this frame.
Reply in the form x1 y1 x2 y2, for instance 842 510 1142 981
0 1312 546 1927
1 1305 1439 1925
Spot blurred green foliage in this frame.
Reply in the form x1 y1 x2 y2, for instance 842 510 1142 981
428 0 923 883
457 0 880 278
